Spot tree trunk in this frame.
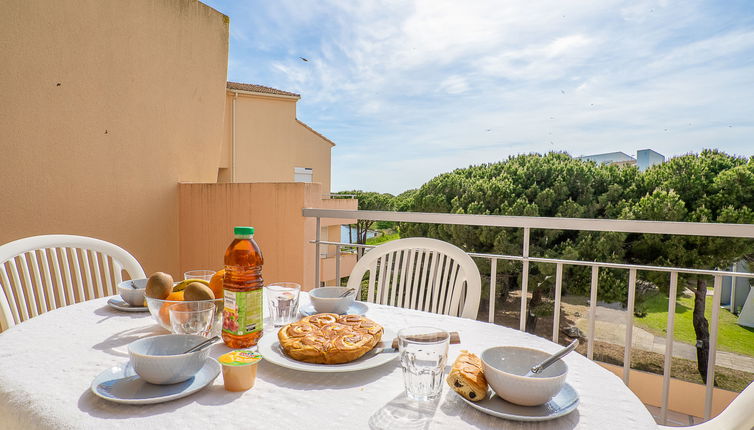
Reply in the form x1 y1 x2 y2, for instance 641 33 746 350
525 288 543 333
692 277 714 385
356 220 370 244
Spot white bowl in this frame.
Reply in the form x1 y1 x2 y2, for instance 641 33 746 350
117 279 147 307
481 346 568 406
128 334 210 384
309 287 356 314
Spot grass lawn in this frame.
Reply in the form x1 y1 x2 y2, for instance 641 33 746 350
635 290 754 357
365 232 400 246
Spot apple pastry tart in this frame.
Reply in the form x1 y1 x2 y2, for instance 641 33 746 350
278 314 384 364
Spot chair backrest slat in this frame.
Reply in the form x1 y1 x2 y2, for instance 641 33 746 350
0 235 145 330
8 260 30 321
81 250 96 300
0 264 21 327
347 238 481 319
408 249 424 310
387 251 402 306
49 248 67 307
101 254 114 296
60 248 78 304
39 248 57 311
443 262 461 315
395 249 410 308
19 253 41 318
70 248 88 301
90 251 105 299
366 260 376 302
113 261 124 285
28 251 46 313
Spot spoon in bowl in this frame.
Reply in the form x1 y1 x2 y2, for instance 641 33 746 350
339 288 356 297
525 339 579 377
183 335 221 354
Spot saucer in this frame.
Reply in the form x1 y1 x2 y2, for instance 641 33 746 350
107 296 148 312
458 383 579 422
300 301 368 316
91 357 220 405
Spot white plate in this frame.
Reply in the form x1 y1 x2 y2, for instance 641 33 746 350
258 327 398 373
107 296 148 312
90 357 220 405
458 383 579 422
299 301 369 316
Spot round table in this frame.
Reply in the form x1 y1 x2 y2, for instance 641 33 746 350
0 295 656 429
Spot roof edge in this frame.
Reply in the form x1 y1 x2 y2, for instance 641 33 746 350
297 119 335 147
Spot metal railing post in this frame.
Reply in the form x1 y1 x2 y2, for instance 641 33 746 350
489 258 497 323
587 265 599 360
705 275 724 419
552 263 563 343
519 227 530 331
623 268 637 384
660 271 679 425
335 245 341 287
314 217 321 288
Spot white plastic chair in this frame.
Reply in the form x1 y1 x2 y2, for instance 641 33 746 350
0 235 145 331
657 382 754 429
346 238 481 319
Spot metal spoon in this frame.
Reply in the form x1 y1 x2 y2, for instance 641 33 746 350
339 288 356 297
183 335 220 354
525 339 579 377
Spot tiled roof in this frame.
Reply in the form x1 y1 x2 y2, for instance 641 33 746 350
226 82 300 98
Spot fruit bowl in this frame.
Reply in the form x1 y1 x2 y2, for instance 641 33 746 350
145 296 224 335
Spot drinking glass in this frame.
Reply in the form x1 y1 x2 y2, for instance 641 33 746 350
398 327 450 401
169 302 216 337
265 282 301 327
183 270 216 281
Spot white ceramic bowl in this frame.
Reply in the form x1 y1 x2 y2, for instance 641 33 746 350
128 334 210 385
117 279 147 307
309 287 356 314
481 346 568 406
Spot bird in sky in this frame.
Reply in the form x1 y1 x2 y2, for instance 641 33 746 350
299 57 309 62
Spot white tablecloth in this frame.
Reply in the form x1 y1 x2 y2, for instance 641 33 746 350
0 295 656 429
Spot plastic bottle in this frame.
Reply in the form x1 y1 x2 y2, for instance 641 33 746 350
222 226 264 348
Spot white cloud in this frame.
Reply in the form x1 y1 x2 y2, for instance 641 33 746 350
205 0 754 194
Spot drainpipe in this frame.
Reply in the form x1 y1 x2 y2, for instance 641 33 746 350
232 91 238 183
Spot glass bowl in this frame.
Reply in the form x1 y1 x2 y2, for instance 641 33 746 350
145 296 224 336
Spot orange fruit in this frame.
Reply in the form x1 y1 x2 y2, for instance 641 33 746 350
209 269 225 299
159 290 185 325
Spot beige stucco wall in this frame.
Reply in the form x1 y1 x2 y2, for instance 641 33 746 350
600 362 737 419
0 0 229 277
179 182 355 291
223 92 333 192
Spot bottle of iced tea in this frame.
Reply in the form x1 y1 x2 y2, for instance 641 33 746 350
222 226 264 348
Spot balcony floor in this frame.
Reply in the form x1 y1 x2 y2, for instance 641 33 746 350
645 404 703 426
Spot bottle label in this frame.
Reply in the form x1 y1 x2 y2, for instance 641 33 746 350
222 289 263 336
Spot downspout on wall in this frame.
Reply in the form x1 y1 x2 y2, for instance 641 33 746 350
232 91 238 183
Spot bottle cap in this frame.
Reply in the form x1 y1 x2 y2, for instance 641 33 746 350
234 226 255 235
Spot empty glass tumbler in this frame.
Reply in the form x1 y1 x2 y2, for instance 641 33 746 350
265 282 301 327
169 302 216 337
398 327 450 401
183 270 216 282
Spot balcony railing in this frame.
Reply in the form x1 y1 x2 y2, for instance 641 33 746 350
304 208 754 425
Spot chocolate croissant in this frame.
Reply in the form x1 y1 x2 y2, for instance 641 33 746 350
446 350 488 402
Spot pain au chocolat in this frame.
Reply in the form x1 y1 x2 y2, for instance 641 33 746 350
277 313 384 364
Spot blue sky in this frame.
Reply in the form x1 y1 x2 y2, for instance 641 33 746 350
202 0 754 195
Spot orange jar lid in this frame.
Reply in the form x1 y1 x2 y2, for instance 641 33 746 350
218 350 263 366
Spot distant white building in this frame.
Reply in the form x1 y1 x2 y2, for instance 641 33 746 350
577 149 665 171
